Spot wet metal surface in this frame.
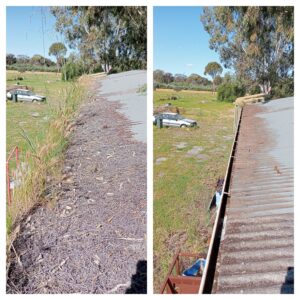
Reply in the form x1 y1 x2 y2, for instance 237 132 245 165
213 98 294 294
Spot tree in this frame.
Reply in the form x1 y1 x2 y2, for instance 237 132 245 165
44 57 55 67
31 54 46 66
16 55 30 64
186 73 209 85
163 72 174 84
223 72 234 84
112 7 147 70
201 77 212 86
51 7 147 73
153 69 165 83
204 61 223 93
174 74 187 83
217 81 245 102
214 75 223 86
49 42 67 72
201 7 294 94
6 54 16 65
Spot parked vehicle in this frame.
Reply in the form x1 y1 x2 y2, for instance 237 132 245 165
153 112 197 128
6 89 46 102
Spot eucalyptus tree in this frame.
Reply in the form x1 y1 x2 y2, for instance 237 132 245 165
204 62 223 93
174 74 187 83
51 6 147 72
49 42 67 72
6 54 16 65
153 69 165 83
201 6 294 94
186 73 208 85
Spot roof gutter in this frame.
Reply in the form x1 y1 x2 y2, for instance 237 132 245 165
199 106 243 294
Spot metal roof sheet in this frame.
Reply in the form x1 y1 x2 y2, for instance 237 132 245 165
213 97 294 294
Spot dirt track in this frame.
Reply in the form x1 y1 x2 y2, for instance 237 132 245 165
7 71 147 294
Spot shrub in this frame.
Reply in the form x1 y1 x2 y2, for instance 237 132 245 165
173 87 182 92
7 63 57 72
153 83 159 90
152 82 212 92
271 78 294 99
61 62 84 81
217 82 246 102
107 68 118 75
249 85 261 95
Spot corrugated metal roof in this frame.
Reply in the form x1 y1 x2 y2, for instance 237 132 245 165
213 97 294 294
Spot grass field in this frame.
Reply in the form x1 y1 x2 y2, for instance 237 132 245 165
6 71 70 157
153 89 234 292
6 71 86 233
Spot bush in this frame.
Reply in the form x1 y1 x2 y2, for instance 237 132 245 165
217 82 246 102
173 87 182 92
61 62 84 81
7 63 57 72
107 68 118 75
153 83 159 90
249 85 261 95
152 82 212 92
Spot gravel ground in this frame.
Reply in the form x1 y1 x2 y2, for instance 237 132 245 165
7 71 147 294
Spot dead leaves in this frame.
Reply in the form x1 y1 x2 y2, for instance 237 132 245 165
107 216 114 223
51 257 69 274
93 254 100 266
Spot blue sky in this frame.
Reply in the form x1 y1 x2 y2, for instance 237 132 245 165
6 6 70 59
154 6 225 78
7 6 225 76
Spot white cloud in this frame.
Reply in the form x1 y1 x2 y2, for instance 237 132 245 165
186 63 193 67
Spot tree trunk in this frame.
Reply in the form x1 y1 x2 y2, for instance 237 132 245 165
56 55 60 73
259 80 271 94
63 59 67 81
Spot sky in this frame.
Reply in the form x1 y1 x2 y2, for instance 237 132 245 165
154 6 225 78
6 6 70 59
7 5 225 75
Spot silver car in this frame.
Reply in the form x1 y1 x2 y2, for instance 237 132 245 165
7 89 46 102
154 112 197 128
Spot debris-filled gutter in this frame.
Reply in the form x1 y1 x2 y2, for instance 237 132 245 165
198 106 243 294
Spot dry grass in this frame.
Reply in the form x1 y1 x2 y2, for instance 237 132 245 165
6 75 90 237
155 88 213 94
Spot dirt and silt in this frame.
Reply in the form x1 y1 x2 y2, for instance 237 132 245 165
7 71 147 294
